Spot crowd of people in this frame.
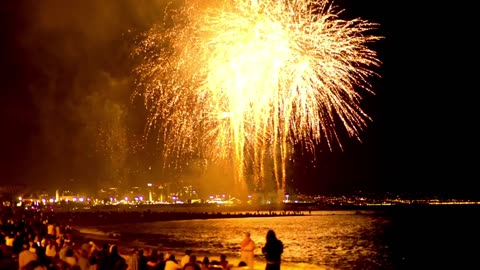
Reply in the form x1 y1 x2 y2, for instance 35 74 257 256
0 208 285 270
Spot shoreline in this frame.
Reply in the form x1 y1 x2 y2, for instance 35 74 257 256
69 214 335 270
58 209 308 227
71 231 332 270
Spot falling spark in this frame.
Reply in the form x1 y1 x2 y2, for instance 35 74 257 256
133 0 382 199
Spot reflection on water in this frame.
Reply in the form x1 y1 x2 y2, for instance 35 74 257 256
84 210 392 269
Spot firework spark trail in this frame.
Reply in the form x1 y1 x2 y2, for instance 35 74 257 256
133 0 382 199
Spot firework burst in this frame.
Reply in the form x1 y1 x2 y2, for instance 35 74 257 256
133 0 382 199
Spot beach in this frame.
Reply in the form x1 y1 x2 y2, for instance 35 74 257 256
1 229 330 270
6 205 475 269
73 225 333 270
0 207 311 270
68 209 387 270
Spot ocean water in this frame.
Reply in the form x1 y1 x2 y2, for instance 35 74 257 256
77 206 480 270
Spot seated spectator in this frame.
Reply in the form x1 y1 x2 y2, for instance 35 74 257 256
18 243 38 270
219 254 233 270
183 254 201 270
165 254 182 270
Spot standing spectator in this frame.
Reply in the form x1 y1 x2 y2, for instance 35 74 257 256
240 232 255 270
261 230 283 270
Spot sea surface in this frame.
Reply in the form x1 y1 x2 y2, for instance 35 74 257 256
77 205 480 270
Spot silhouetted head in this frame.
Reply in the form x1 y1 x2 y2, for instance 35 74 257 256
266 229 277 242
110 245 120 255
190 255 197 263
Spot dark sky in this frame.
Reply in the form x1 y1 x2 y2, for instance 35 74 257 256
0 1 475 198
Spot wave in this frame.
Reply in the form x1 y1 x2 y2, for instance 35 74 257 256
76 227 109 236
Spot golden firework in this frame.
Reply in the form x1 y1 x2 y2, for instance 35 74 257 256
133 0 382 200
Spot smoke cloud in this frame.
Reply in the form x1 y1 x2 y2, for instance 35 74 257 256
1 0 176 193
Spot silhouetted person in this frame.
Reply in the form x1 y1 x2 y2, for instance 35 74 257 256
219 254 233 270
108 245 127 270
237 261 247 268
261 230 283 270
182 254 201 270
200 256 210 270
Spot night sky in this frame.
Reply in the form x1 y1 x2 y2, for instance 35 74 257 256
0 1 475 198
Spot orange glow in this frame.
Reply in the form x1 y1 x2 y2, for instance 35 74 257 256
133 0 382 199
